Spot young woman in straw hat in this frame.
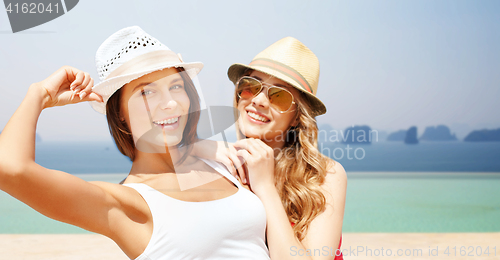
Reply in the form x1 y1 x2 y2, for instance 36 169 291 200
0 26 270 260
197 37 346 259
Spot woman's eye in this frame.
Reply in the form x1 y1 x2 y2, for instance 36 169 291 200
170 84 184 91
141 89 153 96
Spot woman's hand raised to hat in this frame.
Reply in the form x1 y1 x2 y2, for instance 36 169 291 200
32 66 103 109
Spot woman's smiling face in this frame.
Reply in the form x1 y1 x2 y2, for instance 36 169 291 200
236 70 299 145
120 68 190 151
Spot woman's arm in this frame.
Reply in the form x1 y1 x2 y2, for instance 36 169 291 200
300 161 347 259
234 139 347 260
0 67 138 237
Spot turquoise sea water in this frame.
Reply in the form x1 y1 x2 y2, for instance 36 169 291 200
1 172 499 234
0 141 499 233
343 172 500 232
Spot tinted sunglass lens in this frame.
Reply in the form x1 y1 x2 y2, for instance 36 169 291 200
237 78 262 99
268 87 293 112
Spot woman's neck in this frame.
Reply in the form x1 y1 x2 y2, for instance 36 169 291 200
130 145 185 175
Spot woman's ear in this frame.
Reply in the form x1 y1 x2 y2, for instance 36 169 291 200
118 108 126 123
119 112 127 123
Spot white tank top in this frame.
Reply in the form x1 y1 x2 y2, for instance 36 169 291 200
123 158 270 260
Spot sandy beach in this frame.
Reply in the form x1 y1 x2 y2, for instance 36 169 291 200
1 233 499 259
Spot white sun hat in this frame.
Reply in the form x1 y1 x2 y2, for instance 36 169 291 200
90 26 204 114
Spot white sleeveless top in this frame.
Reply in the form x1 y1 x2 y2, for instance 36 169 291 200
123 158 270 260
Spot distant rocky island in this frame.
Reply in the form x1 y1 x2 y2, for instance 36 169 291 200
464 128 500 142
420 125 457 141
343 125 372 144
387 130 406 141
405 126 419 144
318 124 500 143
387 127 418 144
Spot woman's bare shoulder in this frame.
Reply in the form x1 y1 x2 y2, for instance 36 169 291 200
323 159 347 192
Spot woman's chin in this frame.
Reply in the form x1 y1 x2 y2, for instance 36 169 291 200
240 124 271 139
163 137 182 148
239 123 263 139
134 134 182 153
241 128 287 144
241 129 268 140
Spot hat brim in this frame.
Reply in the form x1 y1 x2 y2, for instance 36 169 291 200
228 63 326 116
90 62 203 115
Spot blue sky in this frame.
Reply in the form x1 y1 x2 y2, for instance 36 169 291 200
1 0 499 141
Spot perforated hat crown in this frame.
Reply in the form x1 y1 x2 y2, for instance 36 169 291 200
90 26 203 114
228 37 326 116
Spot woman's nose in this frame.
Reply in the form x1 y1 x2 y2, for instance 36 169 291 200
159 91 177 110
251 90 270 109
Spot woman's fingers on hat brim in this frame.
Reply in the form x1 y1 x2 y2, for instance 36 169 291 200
83 92 103 103
80 73 91 89
71 71 85 90
78 77 93 100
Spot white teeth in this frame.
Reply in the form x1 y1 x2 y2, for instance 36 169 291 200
154 117 179 125
248 111 268 122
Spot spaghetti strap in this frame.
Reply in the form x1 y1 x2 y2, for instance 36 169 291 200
197 157 242 188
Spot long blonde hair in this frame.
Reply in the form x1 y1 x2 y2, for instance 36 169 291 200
235 83 334 241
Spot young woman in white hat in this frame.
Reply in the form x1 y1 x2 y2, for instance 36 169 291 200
0 26 270 260
197 37 347 259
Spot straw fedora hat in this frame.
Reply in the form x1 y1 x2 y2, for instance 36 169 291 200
90 26 204 114
227 37 326 116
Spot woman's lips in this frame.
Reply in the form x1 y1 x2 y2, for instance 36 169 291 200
153 116 180 131
246 111 270 125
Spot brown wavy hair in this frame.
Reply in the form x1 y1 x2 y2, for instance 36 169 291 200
235 75 334 241
106 68 200 162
